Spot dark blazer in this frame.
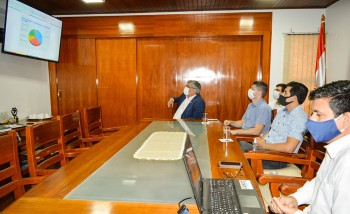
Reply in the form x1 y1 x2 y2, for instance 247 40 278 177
173 94 206 119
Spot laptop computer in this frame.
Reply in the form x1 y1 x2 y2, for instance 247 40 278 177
182 139 265 214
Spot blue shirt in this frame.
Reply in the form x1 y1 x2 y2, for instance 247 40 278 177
265 105 308 153
242 99 271 134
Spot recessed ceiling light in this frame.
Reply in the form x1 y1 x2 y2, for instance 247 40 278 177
118 22 135 33
82 0 105 3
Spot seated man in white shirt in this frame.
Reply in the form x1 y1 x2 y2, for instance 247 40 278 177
167 80 206 120
269 83 286 112
270 80 350 214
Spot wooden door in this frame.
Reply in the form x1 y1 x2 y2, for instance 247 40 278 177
96 39 137 127
137 36 262 122
56 38 97 115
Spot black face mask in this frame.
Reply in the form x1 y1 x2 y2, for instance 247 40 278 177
278 95 293 106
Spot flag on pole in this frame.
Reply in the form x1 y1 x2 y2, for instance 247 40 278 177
315 15 326 88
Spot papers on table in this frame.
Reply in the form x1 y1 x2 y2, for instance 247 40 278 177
133 131 187 160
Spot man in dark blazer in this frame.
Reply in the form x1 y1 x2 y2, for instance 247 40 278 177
167 80 206 120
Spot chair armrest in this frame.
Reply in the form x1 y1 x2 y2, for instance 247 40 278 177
102 127 120 132
234 134 258 142
244 151 308 165
280 183 305 195
257 174 309 185
82 136 105 142
20 176 46 185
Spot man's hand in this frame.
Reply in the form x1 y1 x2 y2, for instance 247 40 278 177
224 120 232 126
270 196 298 214
167 99 174 108
255 136 266 149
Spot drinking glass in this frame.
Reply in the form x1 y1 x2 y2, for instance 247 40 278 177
223 125 230 140
253 137 258 151
202 113 208 123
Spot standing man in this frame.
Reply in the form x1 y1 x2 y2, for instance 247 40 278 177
167 80 205 120
224 81 271 136
270 80 350 214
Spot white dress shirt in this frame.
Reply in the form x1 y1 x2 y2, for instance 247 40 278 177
292 134 350 214
173 95 196 119
269 100 285 112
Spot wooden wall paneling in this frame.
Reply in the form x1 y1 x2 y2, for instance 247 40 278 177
217 36 262 122
96 39 137 127
137 36 262 122
56 38 97 115
261 31 272 95
52 13 272 124
59 13 272 38
137 38 178 120
175 37 220 120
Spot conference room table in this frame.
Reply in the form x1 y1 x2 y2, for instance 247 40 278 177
3 119 264 214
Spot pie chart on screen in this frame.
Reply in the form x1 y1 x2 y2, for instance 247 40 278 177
28 29 43 46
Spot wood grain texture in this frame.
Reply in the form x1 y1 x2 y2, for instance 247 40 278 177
137 36 263 121
56 38 98 115
49 13 272 125
3 121 263 213
59 13 272 38
96 39 137 127
19 0 338 15
3 197 199 214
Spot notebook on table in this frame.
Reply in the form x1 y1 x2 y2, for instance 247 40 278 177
182 139 265 214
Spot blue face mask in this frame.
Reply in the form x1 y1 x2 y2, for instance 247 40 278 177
305 114 343 143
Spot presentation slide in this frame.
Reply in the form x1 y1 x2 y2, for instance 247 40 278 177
4 0 62 61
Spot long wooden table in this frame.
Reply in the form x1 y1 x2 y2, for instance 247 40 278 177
3 120 263 214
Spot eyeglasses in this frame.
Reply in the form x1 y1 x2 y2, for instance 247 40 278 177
186 85 196 89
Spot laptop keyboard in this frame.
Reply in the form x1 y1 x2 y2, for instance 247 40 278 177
209 179 242 214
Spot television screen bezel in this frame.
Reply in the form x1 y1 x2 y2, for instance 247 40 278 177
1 0 62 62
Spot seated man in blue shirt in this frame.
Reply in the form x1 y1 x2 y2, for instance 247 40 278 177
167 80 205 120
253 81 309 169
224 81 272 136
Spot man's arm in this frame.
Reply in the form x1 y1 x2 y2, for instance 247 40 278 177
191 98 205 119
230 123 264 135
224 120 243 128
167 94 185 108
256 136 300 153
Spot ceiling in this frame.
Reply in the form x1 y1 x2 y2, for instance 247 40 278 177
11 0 340 16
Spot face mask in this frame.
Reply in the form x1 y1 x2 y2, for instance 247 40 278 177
248 89 256 100
273 90 281 100
305 114 343 143
278 95 293 106
183 87 190 96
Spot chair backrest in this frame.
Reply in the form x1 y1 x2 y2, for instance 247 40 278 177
271 109 278 122
25 120 66 178
81 106 103 138
301 140 326 179
0 131 24 199
57 111 84 150
57 111 90 160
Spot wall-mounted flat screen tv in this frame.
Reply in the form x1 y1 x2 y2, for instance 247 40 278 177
2 0 62 62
